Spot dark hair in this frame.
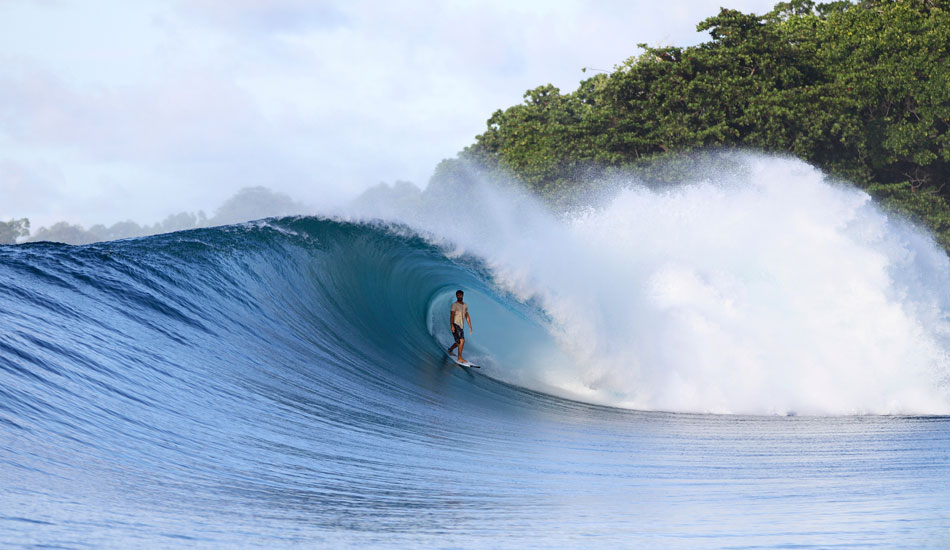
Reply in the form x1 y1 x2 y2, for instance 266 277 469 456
456 289 464 296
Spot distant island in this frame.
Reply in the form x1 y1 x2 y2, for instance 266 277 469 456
435 0 950 248
0 187 303 245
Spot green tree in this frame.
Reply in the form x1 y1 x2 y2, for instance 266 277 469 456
455 0 950 244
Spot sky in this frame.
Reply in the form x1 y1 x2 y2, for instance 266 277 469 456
1 0 780 229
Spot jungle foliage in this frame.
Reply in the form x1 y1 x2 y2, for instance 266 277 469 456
449 0 950 246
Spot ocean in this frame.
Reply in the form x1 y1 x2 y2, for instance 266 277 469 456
2 156 949 548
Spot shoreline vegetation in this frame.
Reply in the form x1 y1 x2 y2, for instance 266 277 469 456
0 187 303 245
434 0 950 249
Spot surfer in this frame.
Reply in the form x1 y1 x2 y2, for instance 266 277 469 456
447 289 473 363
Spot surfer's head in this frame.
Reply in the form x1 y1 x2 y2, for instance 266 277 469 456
456 289 464 300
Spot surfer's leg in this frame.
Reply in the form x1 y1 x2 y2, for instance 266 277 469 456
457 338 465 362
449 323 465 355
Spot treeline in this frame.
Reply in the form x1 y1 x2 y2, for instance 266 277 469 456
443 0 950 246
0 186 304 245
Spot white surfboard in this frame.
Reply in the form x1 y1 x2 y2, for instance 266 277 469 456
446 351 479 368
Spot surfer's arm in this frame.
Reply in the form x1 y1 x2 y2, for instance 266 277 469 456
466 312 472 333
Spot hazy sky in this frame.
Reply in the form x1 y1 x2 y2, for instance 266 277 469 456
1 0 778 228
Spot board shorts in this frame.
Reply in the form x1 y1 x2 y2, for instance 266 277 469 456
452 323 465 345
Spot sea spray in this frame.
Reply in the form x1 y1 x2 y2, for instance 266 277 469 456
348 154 950 415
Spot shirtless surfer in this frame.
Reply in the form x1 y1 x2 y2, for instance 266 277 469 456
447 289 473 362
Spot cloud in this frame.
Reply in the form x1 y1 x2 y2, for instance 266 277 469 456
0 67 264 161
0 158 70 227
0 0 782 229
180 0 351 34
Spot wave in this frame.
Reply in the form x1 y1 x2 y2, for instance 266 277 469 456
347 154 950 415
4 154 950 549
1 155 949 443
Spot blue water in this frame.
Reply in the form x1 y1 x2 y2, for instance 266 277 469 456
2 216 949 549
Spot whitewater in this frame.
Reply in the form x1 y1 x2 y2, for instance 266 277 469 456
353 155 950 416
2 155 949 548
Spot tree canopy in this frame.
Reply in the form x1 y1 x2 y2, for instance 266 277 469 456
449 0 950 245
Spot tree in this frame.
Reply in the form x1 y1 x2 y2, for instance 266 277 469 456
30 222 98 245
210 186 305 225
0 218 29 244
455 0 950 244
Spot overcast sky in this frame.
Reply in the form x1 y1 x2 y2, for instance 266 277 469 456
1 0 779 229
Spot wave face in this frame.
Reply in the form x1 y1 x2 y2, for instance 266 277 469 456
2 155 950 547
350 155 950 415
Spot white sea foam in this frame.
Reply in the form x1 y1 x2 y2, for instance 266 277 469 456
348 154 950 415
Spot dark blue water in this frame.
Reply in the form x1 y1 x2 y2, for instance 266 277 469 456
2 217 949 548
